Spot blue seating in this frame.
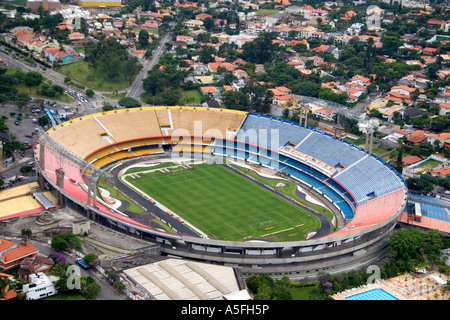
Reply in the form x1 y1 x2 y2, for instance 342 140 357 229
334 156 404 205
296 132 365 168
236 114 310 149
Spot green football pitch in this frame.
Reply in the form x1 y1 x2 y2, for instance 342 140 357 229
124 163 321 241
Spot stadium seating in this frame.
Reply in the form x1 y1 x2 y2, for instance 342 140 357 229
334 156 405 205
39 107 407 240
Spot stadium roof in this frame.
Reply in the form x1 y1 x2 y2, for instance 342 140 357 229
122 258 244 300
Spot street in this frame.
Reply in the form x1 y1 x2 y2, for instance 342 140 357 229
127 31 171 101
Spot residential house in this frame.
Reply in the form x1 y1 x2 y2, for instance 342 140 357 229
423 47 440 56
405 60 424 68
427 19 445 29
315 107 334 121
275 86 292 96
268 88 292 106
199 86 220 98
439 103 450 116
426 132 450 148
0 239 38 271
195 13 213 20
233 69 248 79
18 254 54 280
67 32 85 41
341 10 357 20
176 35 195 45
406 130 427 146
141 20 159 30
131 49 146 59
208 62 237 72
45 47 75 64
385 85 417 105
184 19 204 29
343 75 371 102
346 23 365 35
402 155 422 166
231 79 247 91
314 44 339 59
401 106 423 120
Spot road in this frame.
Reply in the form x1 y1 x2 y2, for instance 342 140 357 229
13 240 123 300
0 47 97 113
126 32 171 101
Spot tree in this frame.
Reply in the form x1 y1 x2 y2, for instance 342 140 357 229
118 96 141 108
241 33 277 64
242 83 273 113
24 71 43 87
381 36 401 57
80 276 101 300
406 177 434 194
138 29 149 48
203 17 214 31
51 233 82 252
102 102 115 111
222 90 250 111
85 89 94 97
82 253 98 265
21 228 32 240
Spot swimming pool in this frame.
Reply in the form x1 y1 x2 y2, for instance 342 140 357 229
345 288 399 300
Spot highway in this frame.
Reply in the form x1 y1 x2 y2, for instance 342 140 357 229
126 31 171 101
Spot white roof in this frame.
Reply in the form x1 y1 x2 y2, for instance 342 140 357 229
223 289 252 300
123 258 241 300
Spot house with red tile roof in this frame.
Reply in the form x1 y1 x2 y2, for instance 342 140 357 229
195 13 213 20
18 255 54 280
67 32 85 41
0 239 38 271
208 62 237 72
341 10 357 20
385 85 417 105
406 130 427 146
439 103 450 116
402 155 422 166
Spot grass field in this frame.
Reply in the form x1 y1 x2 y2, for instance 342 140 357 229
124 162 320 241
56 61 131 91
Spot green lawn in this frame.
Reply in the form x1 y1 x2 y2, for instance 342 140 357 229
125 163 320 241
180 89 202 106
56 61 132 91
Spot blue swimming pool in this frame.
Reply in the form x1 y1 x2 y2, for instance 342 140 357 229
345 288 399 300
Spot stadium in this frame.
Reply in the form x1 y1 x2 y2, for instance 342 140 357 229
34 106 408 279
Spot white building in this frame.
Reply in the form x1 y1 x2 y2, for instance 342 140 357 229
23 272 58 300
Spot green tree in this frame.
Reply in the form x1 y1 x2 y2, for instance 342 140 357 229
82 253 97 265
21 228 32 240
118 96 141 108
24 71 43 87
241 33 277 64
85 89 94 97
51 233 82 252
222 90 250 111
406 177 434 194
138 29 149 48
80 276 101 300
203 17 214 31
